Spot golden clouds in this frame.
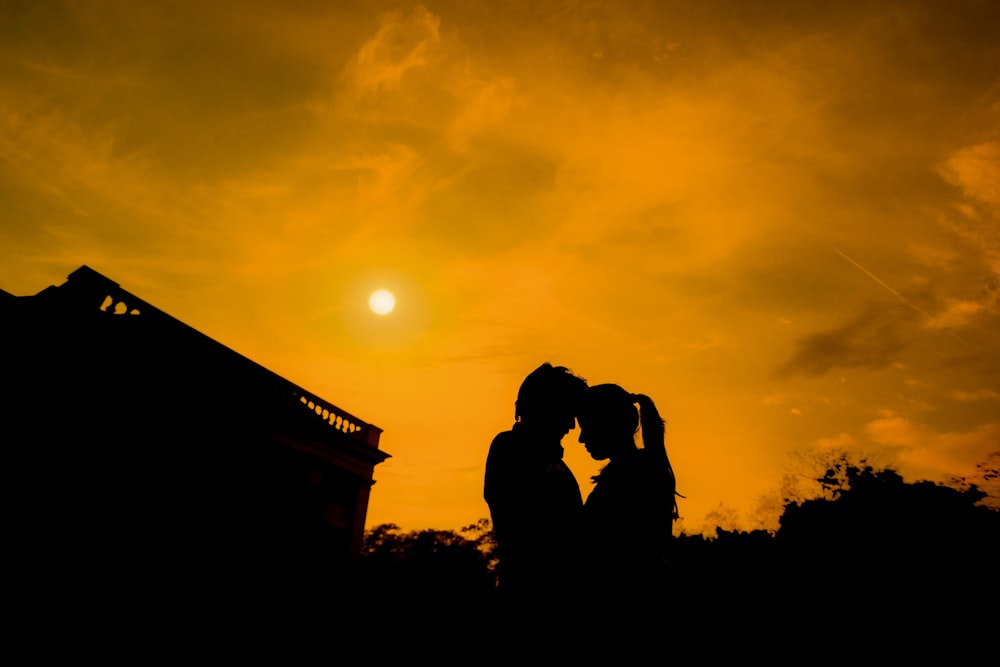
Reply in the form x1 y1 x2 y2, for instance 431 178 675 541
350 6 440 93
447 77 518 151
937 140 1000 322
866 416 1000 482
3 1 1000 534
943 142 1000 208
924 299 987 330
777 302 918 378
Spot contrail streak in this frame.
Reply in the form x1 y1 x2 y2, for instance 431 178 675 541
832 247 970 347
832 247 935 320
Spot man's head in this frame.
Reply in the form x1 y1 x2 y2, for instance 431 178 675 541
515 363 588 440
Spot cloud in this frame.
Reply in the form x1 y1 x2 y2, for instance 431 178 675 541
940 141 1000 257
950 389 1000 402
4 0 1000 535
811 432 859 452
763 393 794 406
776 302 915 378
349 6 441 93
928 140 1000 327
942 142 1000 208
865 416 1000 482
924 298 987 329
447 76 519 151
906 242 959 270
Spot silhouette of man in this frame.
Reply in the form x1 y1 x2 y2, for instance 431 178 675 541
484 363 588 605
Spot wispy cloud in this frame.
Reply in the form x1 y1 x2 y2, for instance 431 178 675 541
777 302 916 378
866 416 1000 482
348 6 441 93
4 0 1000 532
950 389 1000 402
924 299 987 329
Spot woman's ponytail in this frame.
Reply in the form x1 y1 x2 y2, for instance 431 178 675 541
635 393 679 520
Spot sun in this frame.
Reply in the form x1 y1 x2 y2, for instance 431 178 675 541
369 289 395 315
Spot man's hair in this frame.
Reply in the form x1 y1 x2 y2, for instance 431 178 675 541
514 363 588 422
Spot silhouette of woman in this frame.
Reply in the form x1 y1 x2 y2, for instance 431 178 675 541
577 384 679 602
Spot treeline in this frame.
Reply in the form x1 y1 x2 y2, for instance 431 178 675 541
353 460 999 642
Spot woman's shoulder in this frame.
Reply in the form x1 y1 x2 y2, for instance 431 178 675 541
592 452 643 487
605 450 669 491
620 448 656 473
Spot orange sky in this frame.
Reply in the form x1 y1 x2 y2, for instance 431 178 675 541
2 0 998 535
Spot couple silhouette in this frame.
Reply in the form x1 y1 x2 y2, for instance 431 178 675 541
484 363 679 615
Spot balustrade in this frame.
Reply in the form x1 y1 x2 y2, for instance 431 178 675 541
76 267 378 447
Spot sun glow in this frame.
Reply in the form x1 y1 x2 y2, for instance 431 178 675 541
369 289 395 315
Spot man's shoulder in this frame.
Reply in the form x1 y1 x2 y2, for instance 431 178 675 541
486 430 521 469
489 428 520 450
485 429 525 503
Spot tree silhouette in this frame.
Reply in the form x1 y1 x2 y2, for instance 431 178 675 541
775 456 999 634
950 451 1000 510
354 523 497 613
344 463 997 648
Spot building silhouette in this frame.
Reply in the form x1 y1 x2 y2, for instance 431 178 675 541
1 266 388 616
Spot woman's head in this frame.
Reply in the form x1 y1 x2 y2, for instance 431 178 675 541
578 383 679 517
576 384 640 461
